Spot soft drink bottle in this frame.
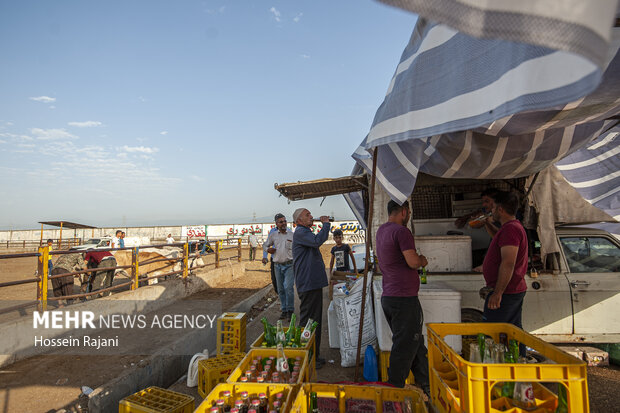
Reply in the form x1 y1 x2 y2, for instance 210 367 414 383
420 267 427 284
300 319 314 343
276 343 290 382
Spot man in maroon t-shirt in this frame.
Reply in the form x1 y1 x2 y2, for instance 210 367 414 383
376 200 430 395
84 250 117 296
482 191 528 333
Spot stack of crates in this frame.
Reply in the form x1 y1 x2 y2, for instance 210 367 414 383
216 312 247 355
197 352 246 398
290 383 428 412
119 386 194 413
427 322 589 413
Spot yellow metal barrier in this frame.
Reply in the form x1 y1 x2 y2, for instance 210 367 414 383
37 246 49 311
132 247 140 290
183 243 189 278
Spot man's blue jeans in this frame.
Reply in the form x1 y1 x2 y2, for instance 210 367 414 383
274 262 294 313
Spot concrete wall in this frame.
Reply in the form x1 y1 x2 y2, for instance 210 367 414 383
0 226 182 242
0 221 365 245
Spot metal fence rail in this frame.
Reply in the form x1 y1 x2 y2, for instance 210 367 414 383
0 238 247 314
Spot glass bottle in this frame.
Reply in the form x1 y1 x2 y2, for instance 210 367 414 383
285 313 297 344
221 390 232 412
509 339 520 363
261 317 275 346
556 384 568 413
300 319 314 343
420 267 427 284
276 343 290 382
258 393 268 413
310 391 319 413
240 391 250 413
276 320 286 345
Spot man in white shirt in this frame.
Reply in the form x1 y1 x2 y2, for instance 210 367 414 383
248 231 259 261
166 234 175 244
262 213 295 320
111 230 122 248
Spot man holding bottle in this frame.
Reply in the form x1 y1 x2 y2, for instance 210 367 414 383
292 208 331 369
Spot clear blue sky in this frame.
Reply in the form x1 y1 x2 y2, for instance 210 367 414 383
0 1 417 229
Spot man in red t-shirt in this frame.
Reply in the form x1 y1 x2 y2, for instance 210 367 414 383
84 250 117 296
482 191 528 332
376 200 430 395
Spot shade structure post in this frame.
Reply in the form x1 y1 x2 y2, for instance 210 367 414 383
131 247 139 290
354 147 378 381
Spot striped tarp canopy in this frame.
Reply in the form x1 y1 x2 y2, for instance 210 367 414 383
353 2 620 223
556 125 620 222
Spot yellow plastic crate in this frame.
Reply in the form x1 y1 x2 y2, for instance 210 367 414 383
290 383 428 413
227 348 310 384
427 322 589 413
251 327 317 381
119 386 194 413
195 382 298 412
197 352 246 398
216 312 247 355
379 351 414 384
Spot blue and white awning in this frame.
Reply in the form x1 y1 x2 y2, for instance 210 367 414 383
556 125 620 222
353 6 620 216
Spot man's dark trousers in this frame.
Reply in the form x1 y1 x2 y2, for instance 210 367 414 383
381 296 430 391
483 291 526 355
298 288 323 358
270 257 278 294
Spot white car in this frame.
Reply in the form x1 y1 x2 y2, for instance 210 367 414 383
69 237 112 251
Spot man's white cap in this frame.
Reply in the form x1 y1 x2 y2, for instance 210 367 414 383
292 208 306 223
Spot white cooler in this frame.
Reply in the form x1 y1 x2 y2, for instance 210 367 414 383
373 277 462 353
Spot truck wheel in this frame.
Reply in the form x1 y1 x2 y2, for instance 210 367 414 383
461 309 483 323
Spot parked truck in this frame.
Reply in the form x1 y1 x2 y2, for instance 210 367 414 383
419 224 620 343
373 168 620 343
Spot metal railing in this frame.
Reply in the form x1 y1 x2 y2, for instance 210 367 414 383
0 237 248 314
0 238 81 250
